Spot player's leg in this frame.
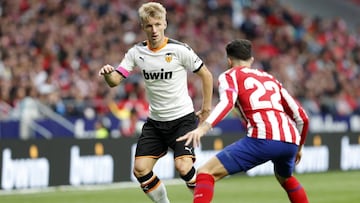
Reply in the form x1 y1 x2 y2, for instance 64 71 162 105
170 112 198 192
191 137 261 203
275 174 309 203
175 156 197 192
134 119 170 203
194 136 275 203
272 142 309 203
134 157 169 203
193 156 229 203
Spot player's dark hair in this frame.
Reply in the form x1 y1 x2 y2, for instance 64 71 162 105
226 39 252 60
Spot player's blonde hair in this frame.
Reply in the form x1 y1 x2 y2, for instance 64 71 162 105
138 2 166 24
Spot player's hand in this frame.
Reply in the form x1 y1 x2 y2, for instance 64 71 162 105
196 109 211 124
295 145 303 165
99 64 115 76
176 128 204 148
176 122 211 148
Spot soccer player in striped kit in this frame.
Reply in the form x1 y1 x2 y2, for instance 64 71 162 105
99 2 213 203
178 39 309 203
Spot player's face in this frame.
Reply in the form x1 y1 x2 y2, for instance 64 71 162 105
142 17 167 49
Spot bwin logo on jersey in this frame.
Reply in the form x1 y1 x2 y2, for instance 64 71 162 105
165 53 173 63
143 69 173 80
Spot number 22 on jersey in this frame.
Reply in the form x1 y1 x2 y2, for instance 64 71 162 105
244 77 284 111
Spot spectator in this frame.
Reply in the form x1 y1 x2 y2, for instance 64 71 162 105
94 119 110 139
0 0 359 124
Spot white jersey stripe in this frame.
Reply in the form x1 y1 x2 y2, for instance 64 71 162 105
267 111 280 141
290 119 300 145
281 114 293 143
281 88 305 135
253 112 266 139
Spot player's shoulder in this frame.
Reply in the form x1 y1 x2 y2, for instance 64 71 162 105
241 68 274 78
250 68 283 86
133 40 147 48
126 41 147 54
167 38 192 50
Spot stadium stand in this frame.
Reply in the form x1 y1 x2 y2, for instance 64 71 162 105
0 0 359 139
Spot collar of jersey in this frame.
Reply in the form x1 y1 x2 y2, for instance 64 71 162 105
148 37 168 52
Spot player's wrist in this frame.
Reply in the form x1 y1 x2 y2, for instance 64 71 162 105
200 121 212 133
201 108 211 113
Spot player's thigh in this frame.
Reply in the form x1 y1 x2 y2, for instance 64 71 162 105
135 120 168 157
169 112 197 159
271 142 298 178
197 156 228 181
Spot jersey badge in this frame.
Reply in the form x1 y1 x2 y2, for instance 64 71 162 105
165 53 173 63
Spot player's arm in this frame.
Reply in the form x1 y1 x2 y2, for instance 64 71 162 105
99 64 126 87
177 72 236 147
280 87 309 164
195 64 213 123
280 88 309 145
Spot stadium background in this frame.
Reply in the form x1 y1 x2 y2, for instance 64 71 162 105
0 0 360 191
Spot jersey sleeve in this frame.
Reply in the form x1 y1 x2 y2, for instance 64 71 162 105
206 71 238 127
116 47 136 78
281 87 309 145
178 44 204 72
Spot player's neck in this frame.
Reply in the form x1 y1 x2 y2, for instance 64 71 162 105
233 62 251 69
148 37 168 50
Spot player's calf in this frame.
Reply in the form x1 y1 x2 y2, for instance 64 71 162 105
136 171 170 203
193 173 215 203
281 176 309 203
180 166 197 192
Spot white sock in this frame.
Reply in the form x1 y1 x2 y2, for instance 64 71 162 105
146 181 170 203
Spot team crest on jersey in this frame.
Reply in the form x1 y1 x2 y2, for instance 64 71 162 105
165 53 173 63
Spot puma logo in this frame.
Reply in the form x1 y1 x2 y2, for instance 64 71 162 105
185 146 193 153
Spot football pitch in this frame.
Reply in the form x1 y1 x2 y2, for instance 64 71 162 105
1 170 359 203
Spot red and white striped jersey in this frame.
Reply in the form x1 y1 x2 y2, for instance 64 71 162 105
206 66 309 145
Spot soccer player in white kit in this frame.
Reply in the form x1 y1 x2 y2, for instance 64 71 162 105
178 39 309 203
99 2 213 203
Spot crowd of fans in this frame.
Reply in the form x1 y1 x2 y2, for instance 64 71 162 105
1 0 360 125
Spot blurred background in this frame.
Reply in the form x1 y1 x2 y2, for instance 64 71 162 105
1 0 360 191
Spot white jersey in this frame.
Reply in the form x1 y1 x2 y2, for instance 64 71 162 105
116 38 204 121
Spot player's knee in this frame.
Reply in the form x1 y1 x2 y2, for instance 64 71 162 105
175 157 193 175
276 174 290 185
133 163 150 178
196 165 211 174
133 158 156 178
180 166 196 185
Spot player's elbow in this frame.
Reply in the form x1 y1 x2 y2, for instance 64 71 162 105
205 68 213 80
107 82 118 88
104 74 123 87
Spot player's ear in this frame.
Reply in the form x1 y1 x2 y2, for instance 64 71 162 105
227 57 232 67
250 57 254 64
140 22 144 30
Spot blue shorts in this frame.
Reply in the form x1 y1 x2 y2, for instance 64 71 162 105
216 136 298 178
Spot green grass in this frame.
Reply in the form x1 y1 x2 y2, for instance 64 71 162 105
1 170 359 203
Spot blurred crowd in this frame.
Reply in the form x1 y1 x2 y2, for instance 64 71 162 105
1 0 360 125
